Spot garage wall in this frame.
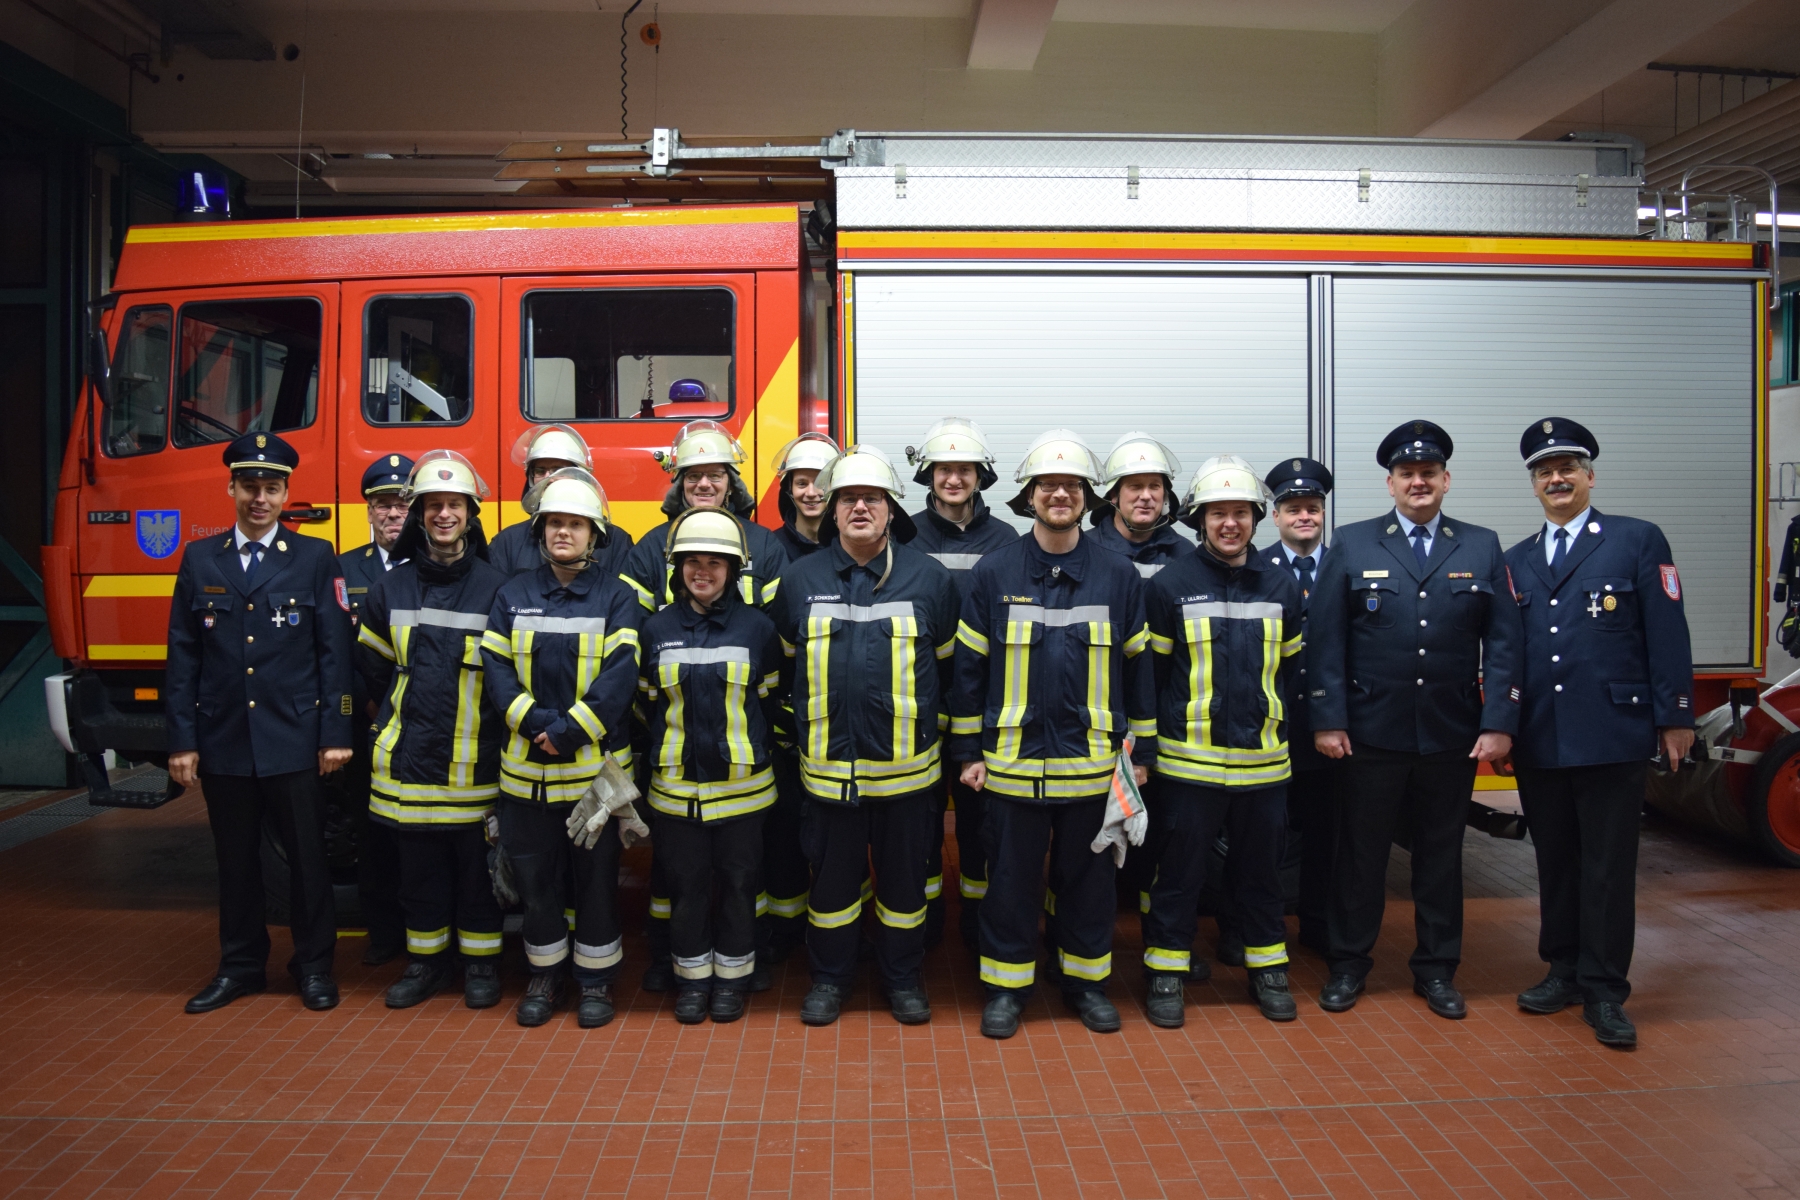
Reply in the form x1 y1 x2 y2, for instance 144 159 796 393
1332 276 1758 669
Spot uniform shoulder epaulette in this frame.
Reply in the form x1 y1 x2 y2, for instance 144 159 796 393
365 547 374 557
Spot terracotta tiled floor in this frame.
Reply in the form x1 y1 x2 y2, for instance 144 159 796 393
3 790 1798 1199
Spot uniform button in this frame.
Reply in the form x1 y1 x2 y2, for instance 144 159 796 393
1550 626 1558 634
1551 655 1560 663
1416 678 1424 685
1419 619 1427 627
246 636 254 644
1419 591 1427 599
248 700 256 709
246 667 254 675
247 603 255 611
1550 599 1558 607
1299 668 1306 675
1554 685 1563 693
1418 648 1426 656
1632 695 1639 703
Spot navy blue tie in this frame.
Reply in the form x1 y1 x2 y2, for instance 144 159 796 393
1410 525 1430 571
244 541 265 582
1293 554 1315 596
1550 527 1568 574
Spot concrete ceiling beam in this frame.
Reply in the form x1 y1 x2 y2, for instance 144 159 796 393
966 0 1058 69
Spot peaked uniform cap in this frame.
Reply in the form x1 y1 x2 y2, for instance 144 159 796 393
224 431 298 478
1520 417 1600 467
1377 419 1454 468
361 453 415 495
1264 456 1333 503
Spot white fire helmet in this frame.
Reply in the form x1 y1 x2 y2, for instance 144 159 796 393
664 508 748 566
770 432 841 476
1007 429 1104 518
655 418 746 476
1180 455 1271 526
817 444 916 541
510 423 592 471
404 449 490 503
1099 432 1183 528
904 417 999 489
525 467 611 527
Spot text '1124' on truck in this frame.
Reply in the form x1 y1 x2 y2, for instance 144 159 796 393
41 130 1796 864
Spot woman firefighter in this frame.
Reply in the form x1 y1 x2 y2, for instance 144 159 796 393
481 467 646 1029
637 508 786 1023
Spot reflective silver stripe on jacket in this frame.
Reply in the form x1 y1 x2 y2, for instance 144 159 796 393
513 615 609 635
659 646 751 666
1135 562 1165 578
930 553 984 571
808 601 916 622
1181 601 1285 621
390 607 489 631
1005 604 1112 626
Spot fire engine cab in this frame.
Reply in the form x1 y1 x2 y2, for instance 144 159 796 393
40 129 1795 863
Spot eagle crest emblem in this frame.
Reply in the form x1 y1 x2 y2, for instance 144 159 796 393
135 510 180 559
1542 420 1554 434
255 434 267 448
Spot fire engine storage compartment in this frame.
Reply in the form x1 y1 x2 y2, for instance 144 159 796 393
836 133 1763 684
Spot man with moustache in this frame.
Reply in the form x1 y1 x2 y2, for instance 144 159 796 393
1086 432 1192 579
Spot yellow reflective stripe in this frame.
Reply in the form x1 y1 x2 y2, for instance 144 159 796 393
956 620 989 656
1147 630 1175 655
1281 634 1302 657
658 660 687 770
1128 718 1157 738
780 637 797 658
406 927 450 954
480 629 512 659
450 635 485 788
958 874 988 899
358 624 395 661
625 575 657 611
574 937 623 969
804 616 832 764
754 892 769 917
924 872 943 900
1244 941 1289 968
890 615 918 763
505 692 534 732
1196 617 1214 748
458 929 503 957
808 896 863 929
1058 949 1111 981
979 957 1035 988
949 715 982 736
758 669 780 699
935 637 956 661
860 878 874 901
724 660 755 769
1043 889 1056 915
798 748 943 799
647 769 776 820
1085 621 1110 761
564 907 576 930
997 619 1031 761
765 890 809 918
648 896 671 918
1154 753 1293 787
761 577 781 606
875 898 927 929
1143 946 1190 972
1259 618 1282 752
370 795 496 826
569 700 604 743
1123 624 1149 656
1138 890 1151 914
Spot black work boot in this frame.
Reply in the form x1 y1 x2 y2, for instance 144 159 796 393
1248 970 1298 1022
888 987 931 1025
1063 990 1122 1033
463 961 501 1009
1184 957 1212 984
385 957 453 1009
641 957 677 993
577 984 615 1029
674 984 711 1024
710 987 746 1023
800 983 846 1026
980 993 1025 1039
515 970 566 1027
1144 974 1186 1029
1518 975 1583 1014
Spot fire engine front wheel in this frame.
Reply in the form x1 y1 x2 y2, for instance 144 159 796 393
1746 733 1800 869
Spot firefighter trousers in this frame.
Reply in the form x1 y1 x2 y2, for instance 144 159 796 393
1142 780 1289 977
661 811 765 985
762 748 811 941
202 770 337 984
980 795 1114 999
802 790 935 992
638 756 672 966
341 741 402 955
498 798 623 986
947 774 987 950
395 824 503 967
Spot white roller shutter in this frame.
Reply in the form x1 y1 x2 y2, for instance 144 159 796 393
1332 277 1757 669
849 274 1311 533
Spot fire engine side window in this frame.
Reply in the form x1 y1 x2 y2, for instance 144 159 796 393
522 288 733 420
171 298 321 449
102 305 172 458
362 295 474 425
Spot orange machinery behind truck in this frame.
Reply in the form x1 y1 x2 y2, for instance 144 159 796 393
39 129 1800 863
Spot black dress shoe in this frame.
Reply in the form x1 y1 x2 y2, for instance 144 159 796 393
1145 974 1185 1029
710 987 745 1023
1414 978 1467 1020
298 974 339 1011
362 941 403 967
674 984 711 1024
980 993 1025 1039
1063 990 1121 1033
1318 974 1365 1013
386 958 453 1009
800 983 845 1026
1582 1001 1637 1048
641 959 677 993
1517 975 1583 1015
185 976 265 1014
577 984 615 1029
1247 970 1297 1022
888 987 931 1025
463 962 502 1010
515 970 566 1027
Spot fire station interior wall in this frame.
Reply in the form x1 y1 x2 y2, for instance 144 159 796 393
1331 276 1758 671
847 273 1310 535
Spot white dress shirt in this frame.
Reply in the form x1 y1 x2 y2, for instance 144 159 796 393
1544 506 1593 566
234 524 278 573
1398 512 1442 558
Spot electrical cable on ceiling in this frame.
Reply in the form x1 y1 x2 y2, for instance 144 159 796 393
619 0 644 140
294 0 310 219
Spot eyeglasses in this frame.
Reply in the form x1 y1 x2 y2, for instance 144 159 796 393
1532 464 1587 481
1033 481 1079 497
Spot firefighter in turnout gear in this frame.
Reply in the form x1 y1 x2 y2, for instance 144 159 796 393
166 432 354 1015
639 509 786 1024
1777 510 1800 657
904 417 1018 951
1502 418 1695 1048
1087 432 1192 579
1261 456 1338 956
1141 456 1303 1026
763 433 842 962
772 446 961 1027
951 430 1157 1040
490 425 635 579
338 453 414 967
624 419 789 992
356 451 510 1011
1308 421 1522 1021
771 432 841 559
481 468 644 1029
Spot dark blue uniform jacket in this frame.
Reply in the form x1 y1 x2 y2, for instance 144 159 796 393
907 494 1019 598
625 517 788 611
1263 542 1330 772
1308 509 1522 755
1085 516 1192 580
487 519 634 581
166 530 355 777
1503 510 1694 769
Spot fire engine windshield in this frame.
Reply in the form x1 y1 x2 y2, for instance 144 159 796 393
170 298 321 449
521 287 733 421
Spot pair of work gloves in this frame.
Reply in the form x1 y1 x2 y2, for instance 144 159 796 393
1089 734 1150 866
565 756 651 850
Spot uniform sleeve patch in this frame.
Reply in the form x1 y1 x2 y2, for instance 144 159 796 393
334 578 350 612
1677 694 1690 709
341 694 354 715
1505 565 1517 600
1509 686 1521 703
1660 564 1682 601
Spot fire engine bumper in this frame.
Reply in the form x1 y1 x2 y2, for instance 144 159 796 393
46 670 183 808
